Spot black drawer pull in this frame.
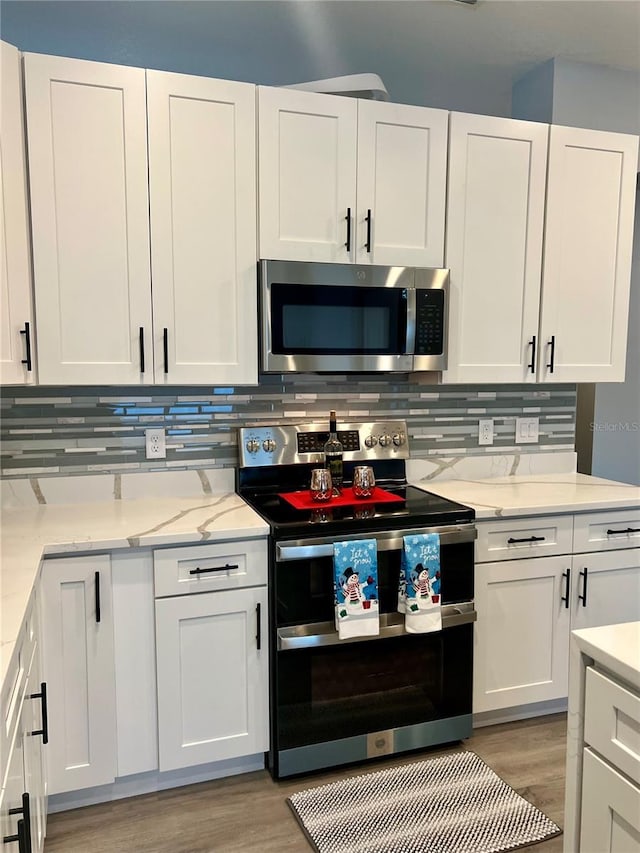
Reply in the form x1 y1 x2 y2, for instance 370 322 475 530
345 207 352 252
507 535 546 544
163 328 169 374
546 334 556 373
607 527 640 535
561 569 571 608
256 602 261 650
5 793 31 852
95 571 101 623
189 563 239 576
139 327 145 373
578 567 588 607
20 322 33 372
365 209 372 253
527 335 536 373
30 681 48 744
3 817 28 853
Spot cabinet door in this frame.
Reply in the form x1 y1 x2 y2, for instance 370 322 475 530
0 718 26 853
444 113 548 383
540 126 638 383
0 41 35 385
147 71 258 384
22 640 47 853
155 586 268 771
258 86 357 262
474 555 570 713
580 748 640 853
24 54 152 384
571 548 640 632
355 101 447 267
40 555 116 794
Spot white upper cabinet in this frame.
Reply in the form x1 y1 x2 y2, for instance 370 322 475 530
24 54 153 384
0 41 36 384
147 71 258 385
258 87 448 266
258 86 358 263
539 125 638 383
355 101 447 266
444 112 548 383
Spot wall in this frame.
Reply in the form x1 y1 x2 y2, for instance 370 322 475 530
513 58 640 485
0 379 576 479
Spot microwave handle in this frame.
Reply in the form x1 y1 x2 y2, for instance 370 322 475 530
405 288 416 355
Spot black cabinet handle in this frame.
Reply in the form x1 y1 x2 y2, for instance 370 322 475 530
256 602 261 650
578 567 588 607
527 335 536 373
30 681 48 745
607 527 640 535
163 328 169 374
95 571 101 623
561 568 571 609
139 327 145 373
189 563 239 576
20 322 33 372
546 334 556 373
5 794 31 852
365 209 372 253
507 535 545 544
345 207 352 253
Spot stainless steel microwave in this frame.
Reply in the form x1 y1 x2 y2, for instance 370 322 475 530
259 260 449 373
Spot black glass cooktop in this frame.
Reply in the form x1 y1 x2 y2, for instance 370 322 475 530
239 483 474 539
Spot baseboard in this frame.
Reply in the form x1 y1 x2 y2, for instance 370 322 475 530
472 698 568 729
47 753 266 813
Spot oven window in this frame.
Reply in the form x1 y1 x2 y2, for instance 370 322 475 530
275 626 472 750
270 283 407 355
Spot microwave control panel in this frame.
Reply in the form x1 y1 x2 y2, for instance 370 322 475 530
415 289 444 356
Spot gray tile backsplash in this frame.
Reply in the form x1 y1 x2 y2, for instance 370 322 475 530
0 377 576 478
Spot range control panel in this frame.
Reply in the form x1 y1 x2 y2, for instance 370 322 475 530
238 420 409 468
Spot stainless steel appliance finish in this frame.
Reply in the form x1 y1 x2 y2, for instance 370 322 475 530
235 420 476 779
259 259 449 374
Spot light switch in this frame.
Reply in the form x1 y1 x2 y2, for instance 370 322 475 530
515 417 539 444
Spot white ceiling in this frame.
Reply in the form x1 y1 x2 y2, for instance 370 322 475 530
2 0 639 115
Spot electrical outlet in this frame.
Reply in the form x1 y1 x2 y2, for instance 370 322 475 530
478 418 494 446
145 428 166 459
515 417 539 444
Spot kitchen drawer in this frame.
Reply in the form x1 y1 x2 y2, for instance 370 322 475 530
154 538 268 598
475 515 573 563
584 666 640 786
1 647 26 791
573 508 640 554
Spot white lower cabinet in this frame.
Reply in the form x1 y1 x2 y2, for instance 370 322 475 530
40 555 117 794
580 749 640 853
474 555 571 713
155 585 268 772
474 512 640 717
1 594 47 853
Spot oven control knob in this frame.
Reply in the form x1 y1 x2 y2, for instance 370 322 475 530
262 439 276 453
392 433 406 446
379 434 392 447
364 435 378 448
245 439 260 454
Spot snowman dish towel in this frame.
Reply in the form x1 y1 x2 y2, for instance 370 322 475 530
399 533 442 633
333 539 380 640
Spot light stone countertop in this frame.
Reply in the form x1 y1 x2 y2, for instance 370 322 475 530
571 621 640 692
0 492 269 687
411 472 640 519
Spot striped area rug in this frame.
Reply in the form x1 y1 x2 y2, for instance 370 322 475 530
287 751 561 853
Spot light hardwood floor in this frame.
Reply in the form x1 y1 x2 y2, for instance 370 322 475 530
45 713 567 853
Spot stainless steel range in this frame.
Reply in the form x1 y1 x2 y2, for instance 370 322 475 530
236 420 476 778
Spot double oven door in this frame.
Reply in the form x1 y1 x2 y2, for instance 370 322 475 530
268 524 476 778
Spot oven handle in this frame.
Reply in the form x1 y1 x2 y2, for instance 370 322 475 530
276 524 476 562
277 602 476 650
